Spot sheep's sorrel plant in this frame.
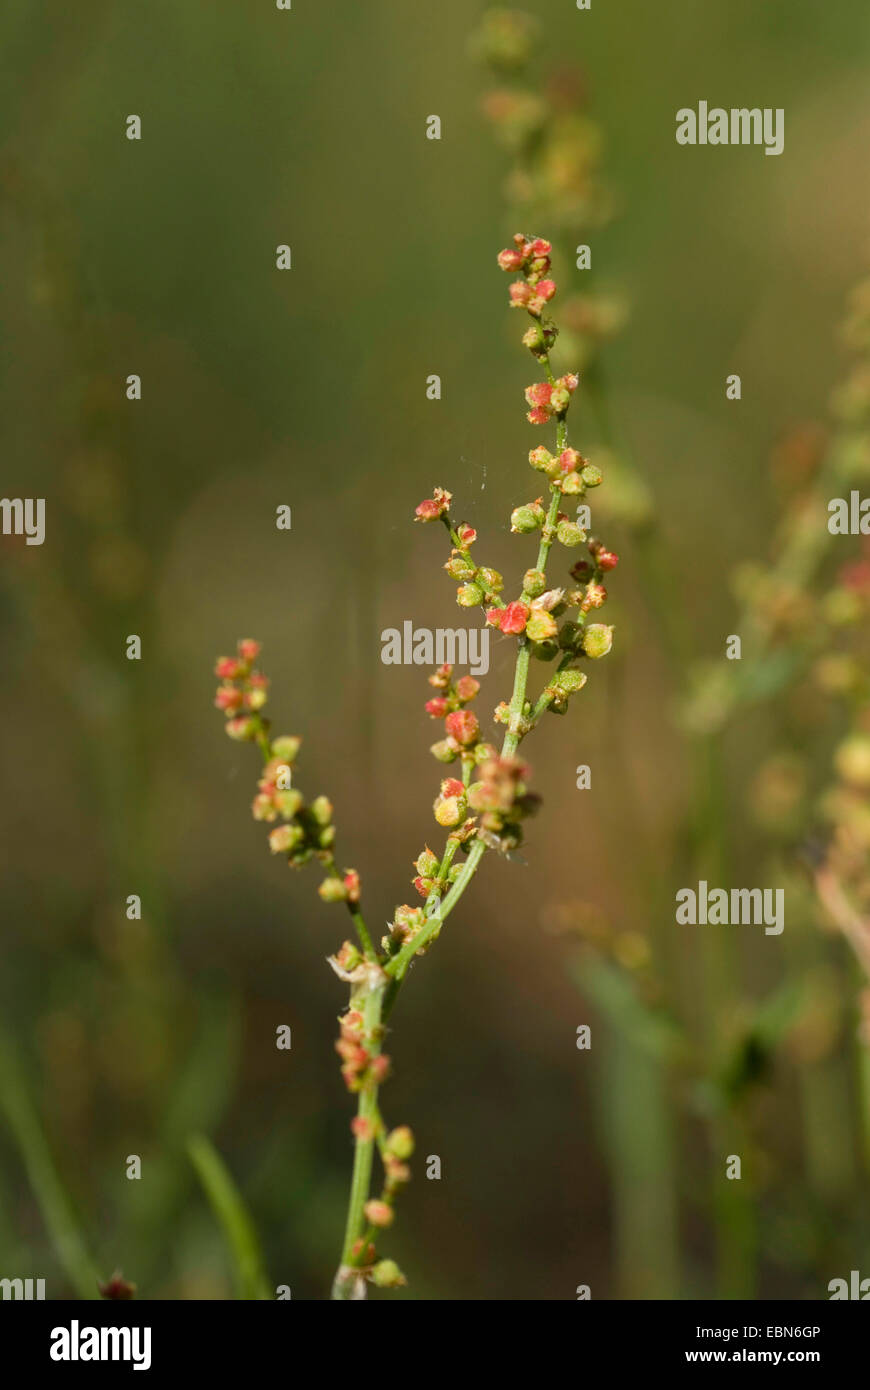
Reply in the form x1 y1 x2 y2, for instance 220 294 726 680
212 235 619 1299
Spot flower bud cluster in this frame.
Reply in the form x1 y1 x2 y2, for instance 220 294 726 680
414 486 452 523
416 492 508 614
529 445 602 498
566 536 620 615
335 1009 390 1095
215 642 361 905
411 844 463 901
524 373 579 425
468 756 540 850
214 639 270 740
382 903 429 957
425 664 497 771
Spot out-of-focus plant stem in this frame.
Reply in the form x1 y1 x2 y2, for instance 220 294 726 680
187 1134 271 1300
0 1027 100 1298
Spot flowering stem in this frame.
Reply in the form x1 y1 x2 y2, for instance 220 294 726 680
386 392 572 976
219 233 620 1301
383 838 489 985
332 978 386 1300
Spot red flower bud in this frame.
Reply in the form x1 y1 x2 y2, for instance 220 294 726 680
580 582 607 611
414 487 451 522
500 600 530 635
225 716 257 741
215 656 245 680
214 684 244 714
335 940 362 972
527 406 550 425
456 523 477 546
509 280 533 307
269 824 303 854
597 549 619 571
497 248 525 271
363 1199 394 1228
98 1272 136 1301
485 607 503 628
524 381 552 409
425 696 449 717
441 777 465 798
237 639 261 662
341 1010 364 1038
445 709 479 746
428 663 452 689
455 675 480 702
343 869 361 903
535 278 556 302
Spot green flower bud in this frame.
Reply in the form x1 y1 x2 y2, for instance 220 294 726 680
556 519 586 547
271 735 301 762
456 582 484 607
415 848 440 877
522 323 546 355
528 446 553 472
318 876 348 903
510 503 545 534
310 796 333 826
582 623 614 659
581 463 603 487
559 472 584 494
522 568 546 598
526 608 558 641
477 567 504 593
317 825 336 849
434 795 465 827
444 553 477 581
385 1125 415 1159
268 824 304 854
274 789 303 819
335 940 362 972
430 739 458 763
549 668 588 696
370 1259 406 1289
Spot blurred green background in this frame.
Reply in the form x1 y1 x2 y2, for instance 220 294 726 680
1 0 870 1299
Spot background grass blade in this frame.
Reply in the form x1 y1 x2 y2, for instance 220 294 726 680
187 1134 271 1300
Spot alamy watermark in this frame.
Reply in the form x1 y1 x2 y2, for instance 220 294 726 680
0 1276 45 1299
676 103 784 156
676 881 784 935
381 621 489 676
50 1321 151 1370
0 497 45 545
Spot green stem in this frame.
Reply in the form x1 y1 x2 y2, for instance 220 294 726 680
332 976 386 1299
347 905 376 960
